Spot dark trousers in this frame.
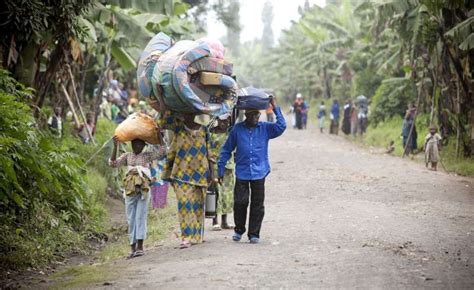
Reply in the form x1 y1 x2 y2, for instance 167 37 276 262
233 178 265 238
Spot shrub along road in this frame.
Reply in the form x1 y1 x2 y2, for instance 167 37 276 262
82 119 474 288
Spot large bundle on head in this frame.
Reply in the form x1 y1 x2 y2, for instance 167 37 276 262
114 112 160 144
137 33 237 117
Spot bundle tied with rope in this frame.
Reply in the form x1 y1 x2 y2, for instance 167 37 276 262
137 32 238 120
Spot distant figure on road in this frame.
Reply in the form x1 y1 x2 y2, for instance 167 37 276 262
330 100 340 135
266 106 274 123
317 101 326 133
342 99 352 135
402 104 418 155
293 94 304 130
356 95 368 136
302 98 309 129
218 95 286 244
424 126 442 171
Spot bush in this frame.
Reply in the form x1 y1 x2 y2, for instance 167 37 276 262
369 78 416 126
0 70 107 269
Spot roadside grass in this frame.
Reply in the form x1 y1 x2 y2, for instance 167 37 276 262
299 99 474 177
49 263 122 289
49 189 178 288
361 116 474 176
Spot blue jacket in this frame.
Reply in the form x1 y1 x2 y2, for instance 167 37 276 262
218 107 286 180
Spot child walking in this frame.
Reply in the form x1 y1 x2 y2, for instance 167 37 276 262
109 134 165 258
424 126 442 171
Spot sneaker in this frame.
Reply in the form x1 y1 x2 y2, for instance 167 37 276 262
249 236 260 244
232 232 242 242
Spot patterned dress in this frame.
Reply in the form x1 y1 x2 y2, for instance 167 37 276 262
162 117 210 244
210 132 235 215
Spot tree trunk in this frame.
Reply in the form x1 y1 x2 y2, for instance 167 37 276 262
323 66 331 99
34 40 70 109
14 43 38 87
78 53 90 103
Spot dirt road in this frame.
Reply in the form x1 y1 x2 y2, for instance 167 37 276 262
98 120 473 289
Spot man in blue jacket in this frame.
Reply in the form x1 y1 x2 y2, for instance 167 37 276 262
218 96 286 244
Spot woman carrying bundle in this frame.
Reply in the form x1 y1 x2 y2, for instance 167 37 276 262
161 112 213 248
209 114 235 230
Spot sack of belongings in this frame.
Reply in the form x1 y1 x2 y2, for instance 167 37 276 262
137 33 238 117
114 112 160 144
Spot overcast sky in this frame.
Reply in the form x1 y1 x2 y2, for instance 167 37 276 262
206 0 326 43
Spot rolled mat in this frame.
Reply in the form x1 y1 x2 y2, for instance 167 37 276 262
137 33 238 117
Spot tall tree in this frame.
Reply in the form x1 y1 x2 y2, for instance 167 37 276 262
213 0 241 55
261 1 275 49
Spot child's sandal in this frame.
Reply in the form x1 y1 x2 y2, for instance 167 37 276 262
133 250 145 257
126 251 136 259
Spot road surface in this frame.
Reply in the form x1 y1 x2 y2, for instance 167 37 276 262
97 120 474 288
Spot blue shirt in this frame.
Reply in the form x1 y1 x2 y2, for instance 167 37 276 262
218 107 286 180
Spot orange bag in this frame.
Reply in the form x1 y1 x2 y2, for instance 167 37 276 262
114 112 160 144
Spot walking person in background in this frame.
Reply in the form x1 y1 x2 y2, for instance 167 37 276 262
114 100 129 124
210 115 235 231
266 106 274 123
402 104 418 155
76 113 96 144
350 103 358 136
342 99 352 135
293 94 304 130
302 97 309 129
317 101 326 133
424 126 442 171
109 133 165 259
330 100 340 135
108 79 123 102
355 95 368 136
218 96 286 244
47 106 63 138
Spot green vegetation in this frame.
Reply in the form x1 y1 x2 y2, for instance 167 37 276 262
361 115 474 176
0 0 241 272
49 263 122 289
234 0 473 160
0 70 104 269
